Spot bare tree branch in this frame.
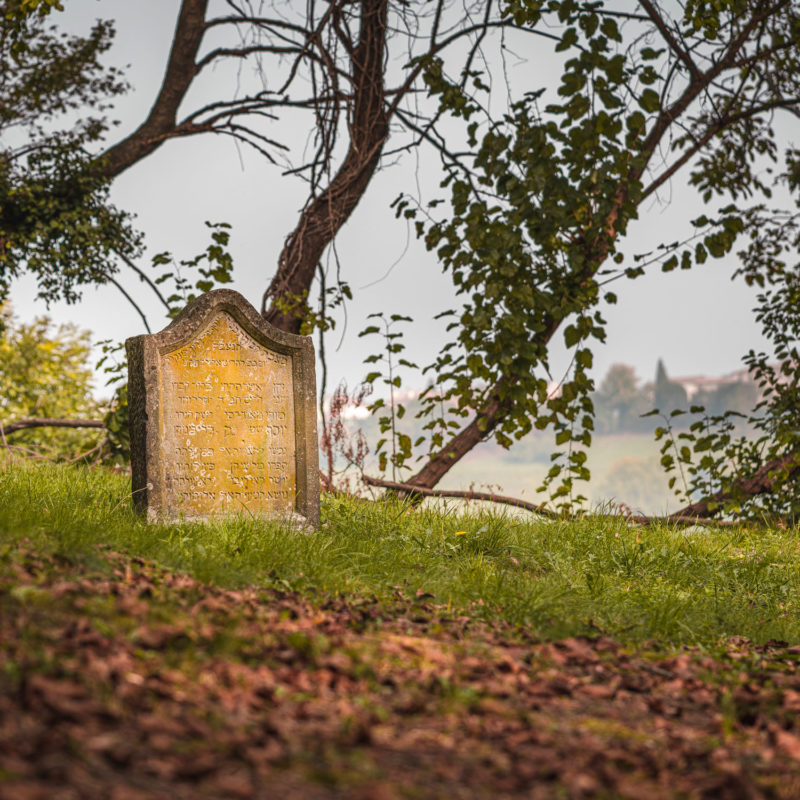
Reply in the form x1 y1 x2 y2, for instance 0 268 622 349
0 418 105 435
106 275 152 333
100 0 209 178
638 0 702 83
642 96 800 200
115 249 170 312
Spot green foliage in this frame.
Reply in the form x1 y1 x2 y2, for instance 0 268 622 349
3 458 800 646
98 223 238 462
0 303 102 459
274 278 353 336
151 222 235 318
5 0 62 20
359 313 421 478
654 205 800 520
0 1 139 304
396 0 799 512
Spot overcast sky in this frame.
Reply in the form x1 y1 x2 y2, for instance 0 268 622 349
10 0 782 398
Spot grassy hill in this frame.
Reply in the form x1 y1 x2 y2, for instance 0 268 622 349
2 459 800 798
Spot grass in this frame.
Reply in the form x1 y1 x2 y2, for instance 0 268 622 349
2 456 800 648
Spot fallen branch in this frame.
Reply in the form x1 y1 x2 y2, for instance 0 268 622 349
0 418 106 436
362 475 745 529
5 444 49 460
624 512 743 529
64 439 110 466
667 452 800 519
362 474 558 517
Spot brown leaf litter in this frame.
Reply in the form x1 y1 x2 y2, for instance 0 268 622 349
1 547 800 799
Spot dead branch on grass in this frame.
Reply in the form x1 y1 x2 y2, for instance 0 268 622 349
0 418 106 436
362 474 748 528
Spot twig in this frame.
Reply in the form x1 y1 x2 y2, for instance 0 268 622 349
64 439 109 465
115 249 171 311
0 421 10 456
106 276 151 333
7 444 50 460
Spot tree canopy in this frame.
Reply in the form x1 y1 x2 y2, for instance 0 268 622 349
0 1 136 303
387 0 800 517
0 303 102 459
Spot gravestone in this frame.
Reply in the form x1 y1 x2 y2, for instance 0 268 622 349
126 289 319 526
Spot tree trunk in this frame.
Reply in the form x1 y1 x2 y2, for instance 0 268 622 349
262 0 389 334
99 0 208 178
405 390 510 489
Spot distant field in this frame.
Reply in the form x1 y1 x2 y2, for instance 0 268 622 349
443 433 679 516
338 399 684 515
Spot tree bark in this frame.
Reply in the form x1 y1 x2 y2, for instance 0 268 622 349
261 0 389 334
99 0 209 178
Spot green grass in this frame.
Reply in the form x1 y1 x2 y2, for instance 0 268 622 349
2 457 800 647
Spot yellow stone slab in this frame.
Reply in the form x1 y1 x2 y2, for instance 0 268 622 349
159 311 296 517
126 290 319 525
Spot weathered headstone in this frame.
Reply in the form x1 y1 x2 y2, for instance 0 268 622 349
126 289 319 526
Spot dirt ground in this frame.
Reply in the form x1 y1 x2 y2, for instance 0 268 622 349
2 546 800 799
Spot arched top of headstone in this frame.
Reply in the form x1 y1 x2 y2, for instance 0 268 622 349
126 289 319 526
152 289 313 360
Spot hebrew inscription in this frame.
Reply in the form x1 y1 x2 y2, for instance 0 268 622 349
159 312 296 516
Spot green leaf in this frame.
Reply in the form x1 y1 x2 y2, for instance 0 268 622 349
600 17 621 41
564 325 580 347
556 27 578 52
695 243 707 264
638 88 660 112
662 255 678 272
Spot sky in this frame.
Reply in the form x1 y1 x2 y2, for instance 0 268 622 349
10 0 784 399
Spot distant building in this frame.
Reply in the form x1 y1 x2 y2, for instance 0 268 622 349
671 367 752 401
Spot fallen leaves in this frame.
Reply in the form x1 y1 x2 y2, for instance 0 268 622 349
1 547 800 798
